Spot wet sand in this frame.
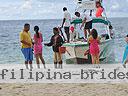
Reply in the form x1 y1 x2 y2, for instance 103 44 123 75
0 83 128 96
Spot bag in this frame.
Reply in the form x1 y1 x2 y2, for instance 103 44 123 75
59 47 66 54
84 49 89 56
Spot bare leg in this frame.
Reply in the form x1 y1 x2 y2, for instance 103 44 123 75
59 61 63 69
29 61 33 70
54 62 57 69
87 29 91 36
54 52 58 69
96 54 100 64
124 59 128 64
84 29 87 39
35 54 40 68
35 54 40 64
39 54 46 69
25 61 29 69
91 55 96 64
64 27 70 43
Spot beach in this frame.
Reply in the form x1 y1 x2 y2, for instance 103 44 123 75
0 64 127 95
0 83 127 96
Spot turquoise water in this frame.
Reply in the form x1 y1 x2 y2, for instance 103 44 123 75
0 18 127 64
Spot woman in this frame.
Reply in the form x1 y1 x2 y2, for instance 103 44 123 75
123 35 128 68
96 1 104 18
33 26 46 69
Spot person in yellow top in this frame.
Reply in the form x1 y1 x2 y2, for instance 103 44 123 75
20 23 33 69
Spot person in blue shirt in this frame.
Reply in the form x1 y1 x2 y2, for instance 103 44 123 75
123 35 128 68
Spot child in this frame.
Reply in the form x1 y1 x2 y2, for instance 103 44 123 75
88 29 100 64
122 35 128 68
70 25 75 42
33 26 46 69
20 23 33 69
44 27 64 69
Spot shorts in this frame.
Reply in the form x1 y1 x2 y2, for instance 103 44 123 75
21 48 33 61
84 20 92 29
54 52 62 63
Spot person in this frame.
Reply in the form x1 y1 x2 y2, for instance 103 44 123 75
80 11 93 39
73 11 82 40
20 23 33 69
109 25 114 38
33 26 46 69
122 35 128 68
96 1 104 18
69 25 75 42
61 7 71 43
88 29 100 64
44 27 64 69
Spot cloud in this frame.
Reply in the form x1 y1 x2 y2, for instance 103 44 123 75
21 0 32 10
0 0 128 20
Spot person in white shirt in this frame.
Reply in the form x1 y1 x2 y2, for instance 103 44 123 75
80 12 93 39
61 7 71 43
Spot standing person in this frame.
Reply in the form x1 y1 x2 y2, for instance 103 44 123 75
122 35 128 68
95 1 104 18
44 27 64 69
61 7 71 43
80 11 92 39
20 23 33 69
33 26 46 69
88 29 100 64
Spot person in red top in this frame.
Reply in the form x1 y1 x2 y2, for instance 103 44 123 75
88 29 100 64
96 1 104 17
33 26 46 69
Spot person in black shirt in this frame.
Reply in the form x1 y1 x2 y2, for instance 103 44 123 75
44 27 64 69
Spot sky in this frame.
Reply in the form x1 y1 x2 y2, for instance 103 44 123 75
0 0 128 20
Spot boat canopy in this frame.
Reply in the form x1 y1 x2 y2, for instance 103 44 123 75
71 18 111 25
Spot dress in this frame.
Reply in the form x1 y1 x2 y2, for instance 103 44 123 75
33 33 43 55
89 36 100 55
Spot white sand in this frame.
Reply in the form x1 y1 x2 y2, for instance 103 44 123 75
0 64 127 96
0 83 128 96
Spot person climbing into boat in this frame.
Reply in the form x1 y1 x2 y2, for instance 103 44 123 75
61 7 71 43
88 29 100 64
96 1 104 18
20 23 33 69
44 27 64 69
80 11 92 39
122 35 128 68
33 26 46 69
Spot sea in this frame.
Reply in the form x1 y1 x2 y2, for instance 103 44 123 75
0 18 127 64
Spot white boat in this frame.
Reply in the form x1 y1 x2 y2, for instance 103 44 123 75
63 0 113 64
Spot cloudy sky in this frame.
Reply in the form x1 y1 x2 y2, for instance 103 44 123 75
0 0 127 20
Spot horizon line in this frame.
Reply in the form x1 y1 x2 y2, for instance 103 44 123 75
0 17 128 21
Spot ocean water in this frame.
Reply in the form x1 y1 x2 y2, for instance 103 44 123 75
0 18 127 64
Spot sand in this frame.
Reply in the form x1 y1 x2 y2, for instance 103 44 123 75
0 64 127 95
0 83 128 96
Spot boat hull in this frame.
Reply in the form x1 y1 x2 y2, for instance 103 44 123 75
64 39 113 64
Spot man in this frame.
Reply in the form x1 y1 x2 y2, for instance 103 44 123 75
61 7 71 43
74 11 82 39
20 23 33 69
80 11 93 39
